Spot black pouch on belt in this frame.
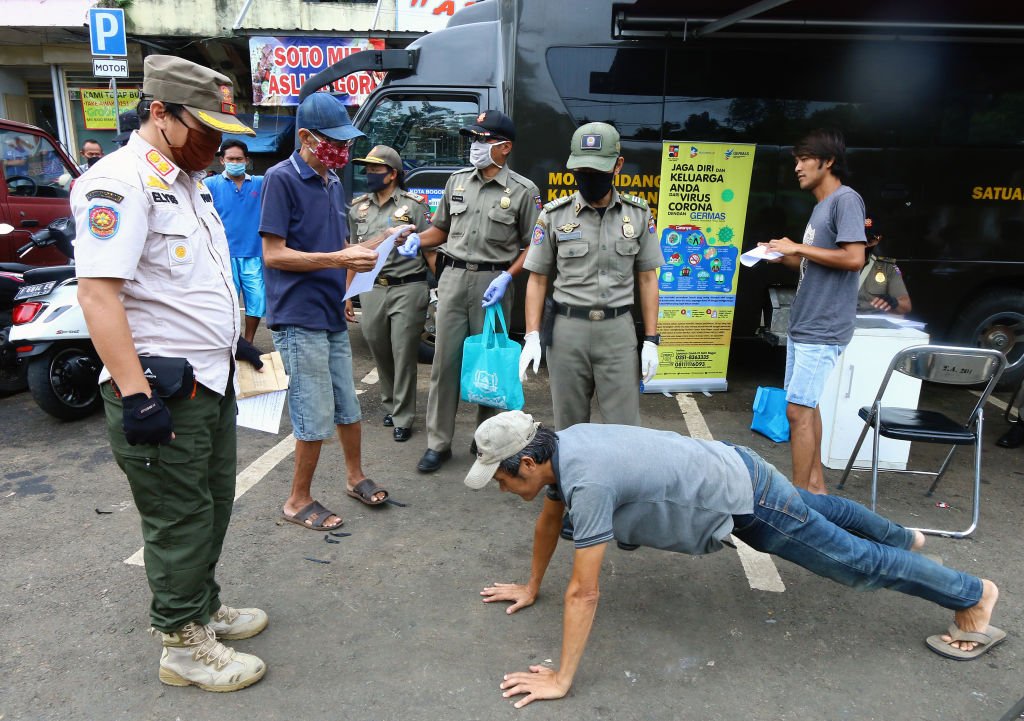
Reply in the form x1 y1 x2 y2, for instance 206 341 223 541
540 296 556 348
138 356 196 399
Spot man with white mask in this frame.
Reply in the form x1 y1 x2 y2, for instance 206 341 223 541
411 110 541 473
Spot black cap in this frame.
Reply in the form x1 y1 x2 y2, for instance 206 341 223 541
459 110 515 142
113 109 140 145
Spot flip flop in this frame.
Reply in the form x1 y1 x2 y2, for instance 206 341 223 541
926 623 1007 661
346 478 388 506
280 500 343 531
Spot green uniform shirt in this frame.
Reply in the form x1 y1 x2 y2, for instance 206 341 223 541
524 189 664 307
347 189 432 277
431 165 540 264
857 255 908 313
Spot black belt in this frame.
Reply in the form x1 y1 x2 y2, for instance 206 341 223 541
375 272 427 288
442 256 511 273
554 303 632 321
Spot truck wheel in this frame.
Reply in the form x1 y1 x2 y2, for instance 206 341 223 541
26 345 102 420
0 327 28 394
950 289 1024 391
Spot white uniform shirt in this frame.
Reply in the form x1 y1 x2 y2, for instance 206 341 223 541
72 133 239 394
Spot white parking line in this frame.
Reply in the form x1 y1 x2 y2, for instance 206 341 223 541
675 393 786 593
124 434 297 567
971 389 1008 412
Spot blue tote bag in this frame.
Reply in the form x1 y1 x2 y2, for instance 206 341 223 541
750 386 790 443
460 305 525 411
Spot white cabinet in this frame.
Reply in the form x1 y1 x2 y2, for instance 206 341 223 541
818 319 929 471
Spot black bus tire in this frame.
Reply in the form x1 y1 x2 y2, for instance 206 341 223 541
26 345 102 420
950 288 1024 391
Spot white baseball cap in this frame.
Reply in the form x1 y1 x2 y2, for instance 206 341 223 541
463 411 541 490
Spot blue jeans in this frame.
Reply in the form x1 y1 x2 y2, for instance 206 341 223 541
271 326 361 441
729 447 982 611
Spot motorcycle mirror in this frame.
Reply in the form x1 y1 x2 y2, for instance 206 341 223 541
0 223 13 234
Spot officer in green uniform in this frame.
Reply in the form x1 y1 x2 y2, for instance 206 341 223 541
74 55 266 692
857 218 911 315
413 110 541 472
519 122 664 429
345 145 432 442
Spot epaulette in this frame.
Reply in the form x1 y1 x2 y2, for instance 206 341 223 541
451 167 474 176
543 195 573 212
875 255 895 263
403 190 429 205
620 193 649 210
349 193 369 206
507 171 538 191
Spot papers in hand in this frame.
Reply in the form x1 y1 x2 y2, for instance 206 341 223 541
343 233 399 301
740 246 784 267
236 351 290 433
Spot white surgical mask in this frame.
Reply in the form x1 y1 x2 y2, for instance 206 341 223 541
470 140 498 170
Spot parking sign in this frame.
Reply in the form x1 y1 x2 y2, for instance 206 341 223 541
88 8 127 57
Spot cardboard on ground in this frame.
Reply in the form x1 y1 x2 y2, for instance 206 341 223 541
237 351 289 399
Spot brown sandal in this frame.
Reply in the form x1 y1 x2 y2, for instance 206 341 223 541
280 501 343 531
346 478 388 506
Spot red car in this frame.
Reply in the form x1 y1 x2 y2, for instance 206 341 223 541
0 119 80 266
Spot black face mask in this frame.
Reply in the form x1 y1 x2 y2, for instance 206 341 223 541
576 172 615 204
85 156 101 167
365 170 390 193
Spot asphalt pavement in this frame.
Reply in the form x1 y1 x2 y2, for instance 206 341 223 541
2 324 1023 721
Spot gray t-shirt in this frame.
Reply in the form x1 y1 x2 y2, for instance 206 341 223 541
787 185 866 345
548 425 755 554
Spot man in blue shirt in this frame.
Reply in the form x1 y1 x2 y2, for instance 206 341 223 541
259 92 413 532
205 140 265 342
466 411 1004 707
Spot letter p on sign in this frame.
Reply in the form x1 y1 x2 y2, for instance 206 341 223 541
89 8 127 57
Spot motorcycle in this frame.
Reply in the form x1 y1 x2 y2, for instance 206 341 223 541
8 217 102 420
0 220 78 393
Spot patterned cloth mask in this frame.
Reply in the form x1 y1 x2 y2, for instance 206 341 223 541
311 134 350 169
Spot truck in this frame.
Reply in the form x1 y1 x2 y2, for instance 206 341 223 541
305 0 1024 387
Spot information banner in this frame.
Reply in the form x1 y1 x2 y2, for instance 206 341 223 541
249 37 385 106
645 142 756 393
80 88 140 130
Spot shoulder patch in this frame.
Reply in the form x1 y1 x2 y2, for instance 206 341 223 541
403 190 428 205
543 195 573 212
621 193 649 210
85 189 124 204
350 193 369 206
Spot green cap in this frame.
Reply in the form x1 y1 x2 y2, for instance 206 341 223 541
143 55 254 136
566 122 620 172
353 145 402 172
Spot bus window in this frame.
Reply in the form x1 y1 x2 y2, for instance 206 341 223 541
546 47 665 140
350 95 479 195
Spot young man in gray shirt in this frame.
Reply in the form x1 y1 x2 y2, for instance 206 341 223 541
465 411 1003 708
761 129 866 494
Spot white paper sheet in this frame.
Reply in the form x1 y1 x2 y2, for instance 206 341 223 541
236 390 287 433
343 235 398 300
740 245 784 267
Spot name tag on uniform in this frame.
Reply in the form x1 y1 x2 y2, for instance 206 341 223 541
452 194 464 203
558 231 583 241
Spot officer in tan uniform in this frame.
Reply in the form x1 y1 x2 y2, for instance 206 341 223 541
345 145 432 442
857 218 911 315
413 110 541 472
519 122 664 429
75 56 266 692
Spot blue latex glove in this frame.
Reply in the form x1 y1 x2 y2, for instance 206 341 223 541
481 271 513 307
396 232 420 258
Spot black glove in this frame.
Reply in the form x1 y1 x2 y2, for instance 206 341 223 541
235 337 264 369
876 293 899 311
122 393 174 446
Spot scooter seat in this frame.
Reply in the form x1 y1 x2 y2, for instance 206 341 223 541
22 265 76 284
0 262 32 273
